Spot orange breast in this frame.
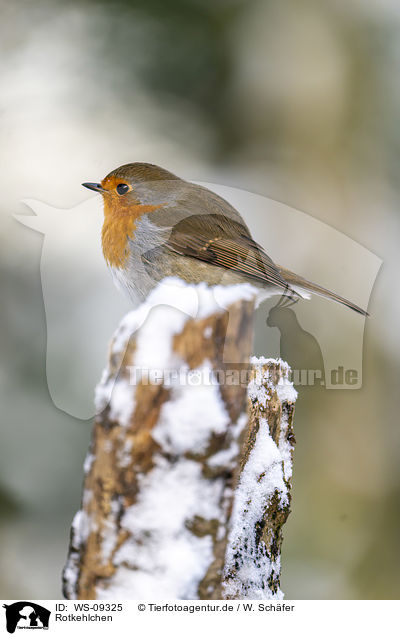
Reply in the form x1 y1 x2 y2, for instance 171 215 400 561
102 215 136 268
101 203 163 269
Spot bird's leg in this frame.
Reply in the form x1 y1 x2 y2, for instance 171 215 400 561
274 292 288 309
280 294 299 309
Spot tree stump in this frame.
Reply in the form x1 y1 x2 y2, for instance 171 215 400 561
222 358 296 599
63 281 296 600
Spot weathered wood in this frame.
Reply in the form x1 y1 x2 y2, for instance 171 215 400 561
63 287 297 600
63 289 256 600
222 360 297 599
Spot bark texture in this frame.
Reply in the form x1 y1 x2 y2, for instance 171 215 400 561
222 360 297 599
63 289 296 600
63 293 255 600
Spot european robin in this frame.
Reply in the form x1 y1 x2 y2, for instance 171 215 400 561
83 162 368 316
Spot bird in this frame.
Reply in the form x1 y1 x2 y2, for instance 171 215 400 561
82 162 368 316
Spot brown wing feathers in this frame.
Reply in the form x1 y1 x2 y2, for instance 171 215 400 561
166 213 291 291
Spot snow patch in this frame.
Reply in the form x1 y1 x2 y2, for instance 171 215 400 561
108 378 135 427
94 373 134 426
223 356 297 600
152 362 230 454
83 453 94 475
223 425 287 600
97 458 225 599
249 356 298 405
197 282 257 318
112 278 257 369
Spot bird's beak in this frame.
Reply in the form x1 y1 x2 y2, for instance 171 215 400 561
82 182 105 193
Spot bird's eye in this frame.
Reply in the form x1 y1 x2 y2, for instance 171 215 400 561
116 183 130 195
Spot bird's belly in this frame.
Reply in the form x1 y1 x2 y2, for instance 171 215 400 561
109 257 284 308
109 264 154 306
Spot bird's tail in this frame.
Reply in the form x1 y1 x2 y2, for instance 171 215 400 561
279 266 369 316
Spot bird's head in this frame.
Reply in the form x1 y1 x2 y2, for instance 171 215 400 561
82 162 181 218
83 163 182 268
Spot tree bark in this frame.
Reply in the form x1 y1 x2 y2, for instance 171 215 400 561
222 359 296 599
63 285 296 600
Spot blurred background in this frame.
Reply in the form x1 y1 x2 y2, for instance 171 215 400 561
1 0 399 599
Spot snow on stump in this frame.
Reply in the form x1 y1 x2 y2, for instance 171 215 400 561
222 358 296 599
63 279 297 600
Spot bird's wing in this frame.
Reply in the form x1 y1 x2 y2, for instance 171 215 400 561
165 213 291 291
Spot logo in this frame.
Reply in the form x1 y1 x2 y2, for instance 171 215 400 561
2 603 50 634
